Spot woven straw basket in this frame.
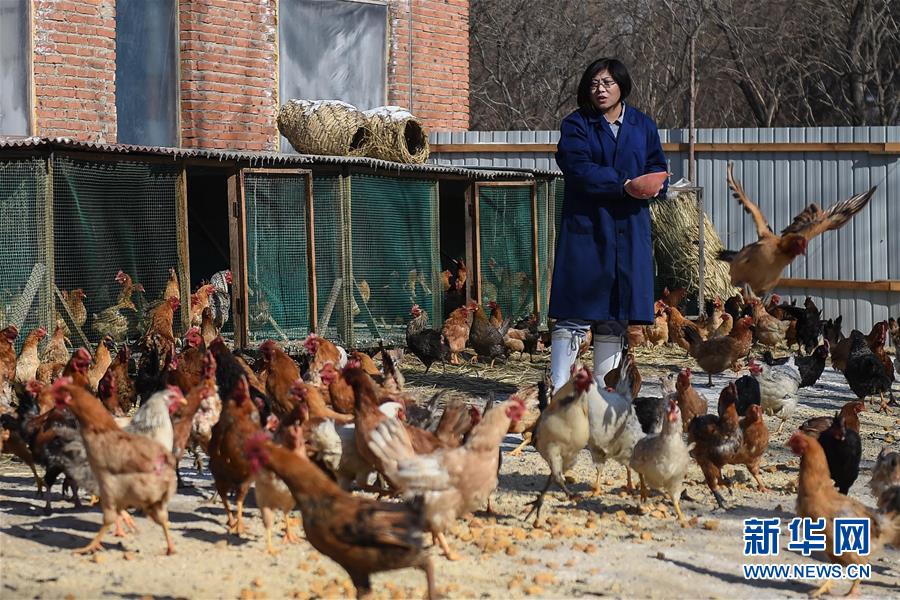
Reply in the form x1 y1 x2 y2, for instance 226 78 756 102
277 99 369 156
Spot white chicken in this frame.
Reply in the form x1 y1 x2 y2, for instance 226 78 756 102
629 399 693 524
123 386 185 451
305 402 404 490
749 357 800 434
525 364 592 522
585 353 645 493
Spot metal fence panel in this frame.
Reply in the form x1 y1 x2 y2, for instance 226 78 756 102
52 154 183 346
430 126 900 334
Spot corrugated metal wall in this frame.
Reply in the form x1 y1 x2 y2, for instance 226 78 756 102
430 127 900 336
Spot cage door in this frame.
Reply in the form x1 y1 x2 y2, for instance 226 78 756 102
239 168 315 346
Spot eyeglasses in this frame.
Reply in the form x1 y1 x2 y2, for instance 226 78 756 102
590 79 617 91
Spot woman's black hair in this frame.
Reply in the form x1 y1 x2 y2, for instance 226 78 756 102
576 58 632 113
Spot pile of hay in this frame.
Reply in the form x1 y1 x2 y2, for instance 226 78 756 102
276 99 369 157
650 188 737 302
362 106 429 164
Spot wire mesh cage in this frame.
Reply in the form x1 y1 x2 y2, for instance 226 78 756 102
0 157 51 351
476 183 538 324
349 174 441 347
52 154 184 346
242 170 313 344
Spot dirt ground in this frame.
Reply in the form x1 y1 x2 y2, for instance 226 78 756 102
2 345 899 600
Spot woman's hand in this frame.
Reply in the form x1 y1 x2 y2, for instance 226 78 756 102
625 171 670 199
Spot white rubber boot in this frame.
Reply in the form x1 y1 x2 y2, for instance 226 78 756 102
550 328 582 394
593 335 623 387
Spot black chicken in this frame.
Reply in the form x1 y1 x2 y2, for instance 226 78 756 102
468 304 510 367
729 374 761 417
762 341 830 388
405 305 449 373
817 414 862 494
844 330 893 404
781 300 823 355
633 396 667 434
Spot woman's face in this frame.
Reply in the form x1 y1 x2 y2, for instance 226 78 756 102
590 69 621 112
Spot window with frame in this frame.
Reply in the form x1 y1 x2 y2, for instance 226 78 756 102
115 0 178 147
0 0 30 136
279 0 388 152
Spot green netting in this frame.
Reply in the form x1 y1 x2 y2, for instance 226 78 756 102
312 175 347 345
243 172 311 344
52 155 182 346
535 180 551 329
0 158 51 351
553 177 565 246
350 174 440 347
478 184 536 323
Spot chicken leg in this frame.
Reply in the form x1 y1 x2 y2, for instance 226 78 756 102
808 578 833 598
74 522 111 555
433 530 460 561
507 434 532 457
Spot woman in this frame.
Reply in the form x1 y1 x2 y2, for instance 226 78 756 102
548 58 668 392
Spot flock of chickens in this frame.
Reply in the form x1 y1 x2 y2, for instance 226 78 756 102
0 165 898 598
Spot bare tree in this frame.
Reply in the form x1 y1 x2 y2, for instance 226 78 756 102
468 0 899 129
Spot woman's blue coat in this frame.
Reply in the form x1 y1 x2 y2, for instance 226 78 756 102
548 105 667 324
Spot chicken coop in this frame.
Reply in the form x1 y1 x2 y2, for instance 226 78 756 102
0 138 560 350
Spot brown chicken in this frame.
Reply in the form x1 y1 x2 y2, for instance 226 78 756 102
367 395 526 561
604 348 642 398
788 432 900 597
200 307 218 347
171 352 217 480
322 362 355 414
85 336 113 392
50 378 178 555
719 163 875 296
99 347 136 416
674 368 707 431
64 288 88 331
346 368 451 477
661 286 688 311
507 380 546 456
351 351 380 376
688 382 743 508
91 271 141 342
292 379 353 424
441 304 473 365
799 400 864 437
244 434 435 599
666 305 703 352
209 375 261 535
487 300 504 329
253 409 304 554
41 324 70 366
258 340 300 417
728 404 770 492
304 333 343 380
697 297 725 338
749 298 790 348
0 325 19 400
711 312 733 338
643 300 669 346
189 284 215 328
15 327 47 385
683 315 754 385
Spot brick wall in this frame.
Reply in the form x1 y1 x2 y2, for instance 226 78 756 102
389 0 469 131
32 0 118 142
178 0 278 151
28 0 467 147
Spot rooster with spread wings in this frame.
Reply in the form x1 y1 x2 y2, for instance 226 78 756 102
718 162 875 297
